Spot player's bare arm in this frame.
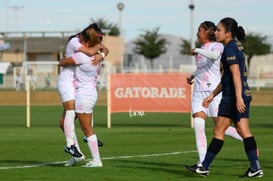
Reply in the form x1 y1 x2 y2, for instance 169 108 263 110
229 64 246 113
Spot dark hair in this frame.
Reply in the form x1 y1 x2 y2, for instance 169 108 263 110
68 23 104 41
82 23 104 36
219 17 246 41
201 21 217 41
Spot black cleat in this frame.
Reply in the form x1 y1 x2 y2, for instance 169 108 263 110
83 136 104 147
184 164 209 177
240 167 263 178
64 145 82 158
97 140 104 147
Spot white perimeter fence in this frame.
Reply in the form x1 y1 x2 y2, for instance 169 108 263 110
0 60 273 91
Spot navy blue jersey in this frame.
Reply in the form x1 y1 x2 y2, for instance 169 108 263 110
220 40 252 102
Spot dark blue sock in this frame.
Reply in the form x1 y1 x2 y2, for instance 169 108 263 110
244 136 260 170
202 138 224 170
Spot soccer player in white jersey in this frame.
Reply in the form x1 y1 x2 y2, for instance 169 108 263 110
184 21 243 169
57 24 108 166
59 46 105 167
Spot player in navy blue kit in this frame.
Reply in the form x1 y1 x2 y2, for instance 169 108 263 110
185 17 263 178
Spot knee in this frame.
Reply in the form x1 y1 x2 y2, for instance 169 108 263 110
81 127 94 137
213 127 225 139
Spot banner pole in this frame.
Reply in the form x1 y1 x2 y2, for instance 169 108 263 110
190 84 193 128
107 74 111 128
26 75 31 128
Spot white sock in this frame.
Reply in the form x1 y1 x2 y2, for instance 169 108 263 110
63 110 75 147
87 134 101 162
193 117 207 164
225 126 243 141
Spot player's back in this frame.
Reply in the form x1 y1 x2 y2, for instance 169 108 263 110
59 37 81 82
73 53 101 89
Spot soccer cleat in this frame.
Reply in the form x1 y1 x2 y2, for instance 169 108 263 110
83 136 104 147
184 164 200 172
240 167 263 178
184 164 209 177
64 155 85 167
64 145 83 158
82 160 103 168
97 140 104 147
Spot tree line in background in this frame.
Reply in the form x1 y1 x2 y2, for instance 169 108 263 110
92 18 272 69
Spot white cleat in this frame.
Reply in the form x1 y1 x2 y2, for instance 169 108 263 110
64 155 85 167
82 160 103 168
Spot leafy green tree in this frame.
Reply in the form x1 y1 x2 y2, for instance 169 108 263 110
180 39 191 55
243 33 271 67
133 27 167 69
90 18 120 36
179 39 201 55
180 33 272 68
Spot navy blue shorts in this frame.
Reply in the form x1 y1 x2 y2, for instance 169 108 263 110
218 97 250 122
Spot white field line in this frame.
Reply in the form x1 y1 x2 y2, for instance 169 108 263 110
0 150 197 170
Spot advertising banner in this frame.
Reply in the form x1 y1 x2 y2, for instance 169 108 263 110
109 73 191 113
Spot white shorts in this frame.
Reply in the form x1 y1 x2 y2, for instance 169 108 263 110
75 88 98 114
57 80 75 102
191 91 221 117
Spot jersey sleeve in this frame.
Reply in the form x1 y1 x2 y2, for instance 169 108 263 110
70 37 82 52
72 52 94 65
225 44 239 65
195 42 223 60
194 48 220 60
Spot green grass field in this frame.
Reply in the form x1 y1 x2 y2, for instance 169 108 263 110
0 105 272 181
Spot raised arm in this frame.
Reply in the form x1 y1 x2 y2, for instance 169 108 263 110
91 43 110 65
59 57 75 66
79 43 102 56
99 43 109 57
194 48 221 60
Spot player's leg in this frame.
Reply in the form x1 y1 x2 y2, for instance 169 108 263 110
185 100 232 177
190 91 209 165
63 100 76 147
193 112 207 165
77 113 102 167
59 110 65 131
224 126 243 141
236 118 263 177
192 116 231 175
63 100 83 157
83 114 104 147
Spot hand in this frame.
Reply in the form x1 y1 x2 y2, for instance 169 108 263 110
91 54 103 65
94 44 103 51
186 75 194 85
202 94 214 108
190 49 196 56
236 97 246 113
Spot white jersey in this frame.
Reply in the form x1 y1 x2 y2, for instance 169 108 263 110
71 52 101 113
193 42 223 91
58 37 82 83
57 37 82 102
71 53 100 89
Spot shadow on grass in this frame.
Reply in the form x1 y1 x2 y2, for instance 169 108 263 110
115 159 200 177
0 159 66 168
